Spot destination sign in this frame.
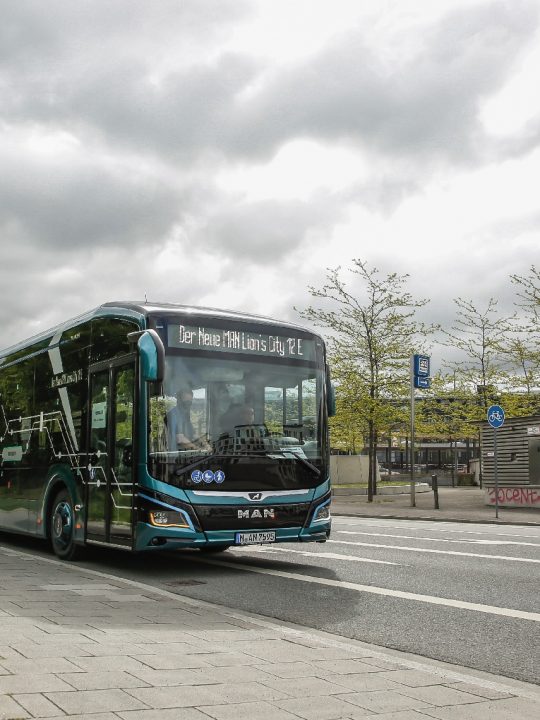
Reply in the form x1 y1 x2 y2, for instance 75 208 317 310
168 324 317 361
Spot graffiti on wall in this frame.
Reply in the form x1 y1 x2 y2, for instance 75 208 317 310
487 487 540 506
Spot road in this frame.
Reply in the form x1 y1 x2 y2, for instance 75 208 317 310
2 516 539 684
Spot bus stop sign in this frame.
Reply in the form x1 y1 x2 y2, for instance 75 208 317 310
413 354 430 377
487 405 505 428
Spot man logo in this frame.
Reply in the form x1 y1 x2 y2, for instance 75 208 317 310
238 508 275 519
248 492 263 501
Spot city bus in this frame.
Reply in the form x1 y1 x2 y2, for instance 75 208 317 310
0 301 335 559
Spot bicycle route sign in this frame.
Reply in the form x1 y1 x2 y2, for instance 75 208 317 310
487 405 505 429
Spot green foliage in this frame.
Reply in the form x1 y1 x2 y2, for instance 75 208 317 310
298 260 540 500
416 372 478 441
505 265 540 407
298 259 432 499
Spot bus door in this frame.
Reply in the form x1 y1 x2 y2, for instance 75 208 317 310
86 357 136 548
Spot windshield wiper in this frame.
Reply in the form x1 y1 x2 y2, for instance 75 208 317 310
284 451 321 477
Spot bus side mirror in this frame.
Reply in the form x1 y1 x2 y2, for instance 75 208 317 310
326 367 336 417
128 329 165 383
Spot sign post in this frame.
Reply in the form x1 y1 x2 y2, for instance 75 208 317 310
410 354 431 507
487 404 505 519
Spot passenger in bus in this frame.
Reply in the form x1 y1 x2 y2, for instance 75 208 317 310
219 402 255 435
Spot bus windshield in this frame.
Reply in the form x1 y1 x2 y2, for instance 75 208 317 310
148 322 327 491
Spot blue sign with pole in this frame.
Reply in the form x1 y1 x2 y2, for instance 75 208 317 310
487 404 504 519
410 353 432 509
487 405 505 428
414 354 430 378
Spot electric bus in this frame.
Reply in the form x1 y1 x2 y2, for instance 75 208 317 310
0 301 334 559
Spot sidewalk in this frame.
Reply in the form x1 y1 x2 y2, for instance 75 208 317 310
1 543 539 719
332 486 540 525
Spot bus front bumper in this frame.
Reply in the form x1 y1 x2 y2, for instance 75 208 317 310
134 520 331 551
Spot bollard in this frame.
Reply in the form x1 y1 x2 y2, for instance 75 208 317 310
432 474 440 510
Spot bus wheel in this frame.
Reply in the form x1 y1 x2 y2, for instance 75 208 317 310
199 544 230 554
50 489 78 560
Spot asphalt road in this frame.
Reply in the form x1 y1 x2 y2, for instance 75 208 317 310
2 517 539 684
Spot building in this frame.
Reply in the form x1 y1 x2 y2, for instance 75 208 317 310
481 415 540 508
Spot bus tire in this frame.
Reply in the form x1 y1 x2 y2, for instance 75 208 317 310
199 544 230 554
50 488 79 561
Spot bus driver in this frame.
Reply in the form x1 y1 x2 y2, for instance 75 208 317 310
167 388 201 450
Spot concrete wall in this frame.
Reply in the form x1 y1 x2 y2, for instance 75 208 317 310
469 458 481 485
330 455 372 485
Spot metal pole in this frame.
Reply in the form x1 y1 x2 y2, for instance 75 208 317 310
494 427 499 519
410 356 416 507
432 474 439 509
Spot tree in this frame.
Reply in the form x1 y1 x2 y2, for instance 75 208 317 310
298 259 431 501
416 371 480 482
441 298 512 416
506 265 540 411
511 264 540 318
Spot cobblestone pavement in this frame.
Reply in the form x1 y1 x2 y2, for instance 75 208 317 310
332 486 540 525
0 543 538 719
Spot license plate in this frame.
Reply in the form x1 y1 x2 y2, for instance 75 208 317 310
235 531 276 545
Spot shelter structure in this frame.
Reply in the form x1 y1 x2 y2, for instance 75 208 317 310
481 415 540 508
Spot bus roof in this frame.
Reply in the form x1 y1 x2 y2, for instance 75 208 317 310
0 301 323 359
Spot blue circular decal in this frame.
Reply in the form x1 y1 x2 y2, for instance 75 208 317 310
191 470 203 484
487 405 505 429
203 470 215 484
214 470 225 484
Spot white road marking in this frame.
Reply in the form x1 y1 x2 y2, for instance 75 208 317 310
329 539 540 563
336 530 540 547
230 545 400 565
334 520 540 539
198 556 540 623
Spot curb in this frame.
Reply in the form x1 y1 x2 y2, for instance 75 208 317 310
333 483 431 496
331 510 540 526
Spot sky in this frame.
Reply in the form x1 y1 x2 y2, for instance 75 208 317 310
1 0 539 355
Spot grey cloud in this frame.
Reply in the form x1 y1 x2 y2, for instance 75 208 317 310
0 1 250 65
492 114 540 160
1 1 256 161
3 1 536 170
0 143 181 250
191 195 344 264
67 55 261 162
1 1 538 355
226 1 539 164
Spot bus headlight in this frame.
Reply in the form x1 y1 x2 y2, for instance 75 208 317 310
149 510 191 529
312 502 331 523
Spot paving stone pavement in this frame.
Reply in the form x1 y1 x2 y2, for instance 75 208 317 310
0 544 538 720
331 486 540 525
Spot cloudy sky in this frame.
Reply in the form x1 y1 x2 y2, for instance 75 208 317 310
1 0 539 352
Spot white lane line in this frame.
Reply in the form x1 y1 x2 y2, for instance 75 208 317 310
199 557 540 623
329 539 540 563
229 546 400 565
336 530 540 547
334 521 540 539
